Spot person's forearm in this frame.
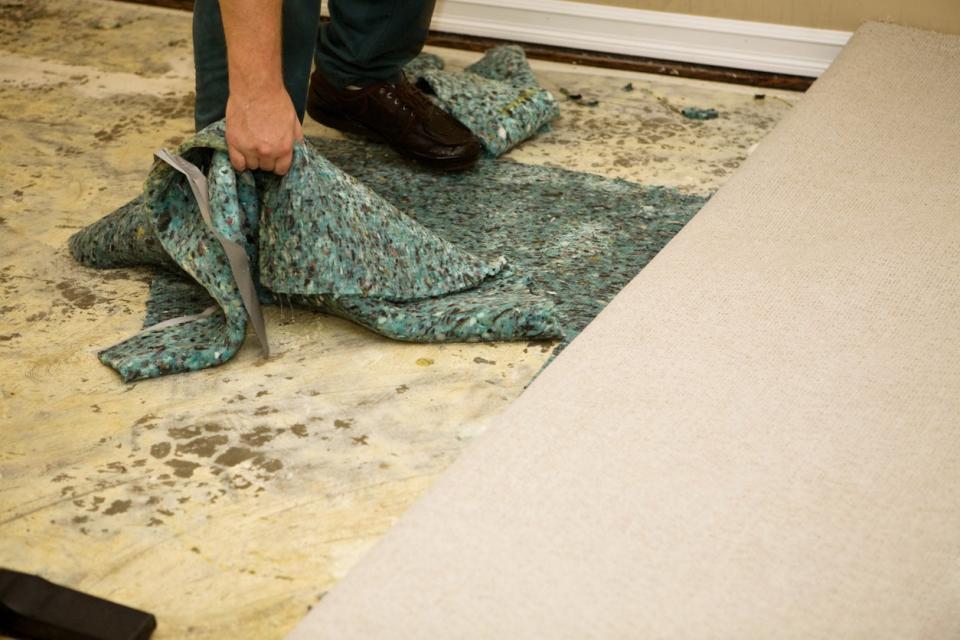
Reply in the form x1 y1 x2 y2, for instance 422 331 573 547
217 0 301 175
219 0 285 99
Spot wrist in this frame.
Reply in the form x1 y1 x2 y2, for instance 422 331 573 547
228 71 285 103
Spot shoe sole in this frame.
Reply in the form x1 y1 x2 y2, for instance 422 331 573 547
307 101 480 173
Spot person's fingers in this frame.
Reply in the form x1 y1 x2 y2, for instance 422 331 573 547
272 135 295 175
244 152 260 172
259 154 276 174
274 149 293 176
294 119 304 142
228 146 247 173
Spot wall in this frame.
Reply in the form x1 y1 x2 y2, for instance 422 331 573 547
573 0 960 34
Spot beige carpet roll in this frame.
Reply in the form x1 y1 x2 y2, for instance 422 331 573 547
290 22 960 639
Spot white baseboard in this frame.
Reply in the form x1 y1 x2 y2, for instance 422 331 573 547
429 0 852 77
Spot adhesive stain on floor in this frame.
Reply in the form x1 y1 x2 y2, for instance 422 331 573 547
0 1 800 638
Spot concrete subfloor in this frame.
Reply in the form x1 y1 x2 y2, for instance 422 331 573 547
0 1 799 637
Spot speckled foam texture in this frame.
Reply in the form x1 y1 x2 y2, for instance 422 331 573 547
404 46 560 157
258 138 504 300
74 127 252 381
306 136 708 348
143 271 216 326
69 121 568 381
70 107 706 382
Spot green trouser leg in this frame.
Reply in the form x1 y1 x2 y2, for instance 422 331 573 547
315 0 437 89
192 0 320 130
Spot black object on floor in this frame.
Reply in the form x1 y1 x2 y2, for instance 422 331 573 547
0 569 156 640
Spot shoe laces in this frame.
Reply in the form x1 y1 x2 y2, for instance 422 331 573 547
378 75 434 120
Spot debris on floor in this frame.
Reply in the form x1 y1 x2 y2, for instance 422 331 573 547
622 82 634 92
559 87 599 107
681 107 720 120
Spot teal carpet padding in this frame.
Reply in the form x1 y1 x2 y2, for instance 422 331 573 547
70 129 706 382
307 137 708 350
69 50 708 383
404 46 560 157
70 122 563 382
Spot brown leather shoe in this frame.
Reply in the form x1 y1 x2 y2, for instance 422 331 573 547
307 71 481 171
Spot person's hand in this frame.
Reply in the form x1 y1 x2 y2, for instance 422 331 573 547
224 87 303 175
